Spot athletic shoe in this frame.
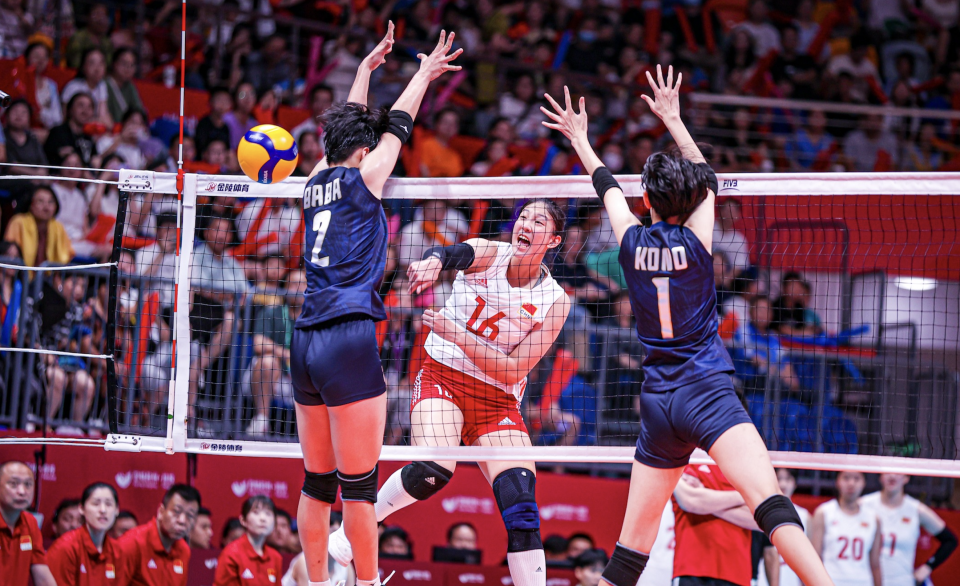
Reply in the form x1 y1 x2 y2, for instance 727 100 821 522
327 525 354 566
246 414 269 436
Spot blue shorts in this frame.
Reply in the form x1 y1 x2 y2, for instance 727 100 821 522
635 372 753 469
290 316 386 407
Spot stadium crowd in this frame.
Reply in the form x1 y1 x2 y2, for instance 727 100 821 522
0 0 935 443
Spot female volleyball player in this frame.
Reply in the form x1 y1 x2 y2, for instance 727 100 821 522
539 65 834 586
328 199 571 586
861 473 957 585
810 471 881 586
291 23 462 586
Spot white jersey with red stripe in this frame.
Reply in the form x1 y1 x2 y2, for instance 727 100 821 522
425 242 565 397
637 502 674 586
818 499 879 586
860 491 921 586
756 504 811 586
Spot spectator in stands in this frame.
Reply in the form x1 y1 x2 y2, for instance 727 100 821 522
292 85 334 141
66 1 112 69
420 108 466 178
98 109 149 170
0 241 23 345
111 511 138 539
711 198 750 276
224 82 258 150
244 269 305 436
731 295 802 396
672 465 756 586
61 48 113 127
245 34 294 97
735 0 781 57
221 518 244 548
47 482 121 584
714 252 736 313
5 185 73 267
189 508 214 550
572 549 608 586
214 495 282 586
903 123 943 171
293 131 320 177
772 272 823 337
117 484 200 586
581 200 618 255
0 0 33 58
44 93 99 168
826 31 880 103
397 199 468 268
447 522 478 550
719 267 763 340
0 461 56 586
105 47 145 124
566 533 594 560
194 87 234 157
266 509 294 554
53 151 111 260
771 25 818 100
24 42 63 131
379 526 413 560
50 498 83 541
202 138 229 173
625 135 655 175
844 113 900 172
787 110 835 170
544 534 571 566
498 73 544 142
251 254 289 306
3 99 49 201
236 197 301 258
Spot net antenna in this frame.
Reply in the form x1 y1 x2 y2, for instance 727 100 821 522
91 169 960 480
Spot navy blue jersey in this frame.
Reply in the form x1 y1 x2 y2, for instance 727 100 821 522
618 223 734 392
296 166 387 329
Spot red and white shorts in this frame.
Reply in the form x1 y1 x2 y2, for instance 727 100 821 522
412 356 528 445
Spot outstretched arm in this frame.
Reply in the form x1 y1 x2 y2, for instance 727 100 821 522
406 238 501 294
359 30 463 197
347 21 396 105
540 87 639 246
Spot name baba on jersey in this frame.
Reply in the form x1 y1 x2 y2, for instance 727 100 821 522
635 245 689 271
304 177 343 208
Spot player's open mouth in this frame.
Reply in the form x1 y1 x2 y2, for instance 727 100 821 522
516 234 531 250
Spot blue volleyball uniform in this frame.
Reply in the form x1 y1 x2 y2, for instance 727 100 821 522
618 222 750 468
291 166 387 407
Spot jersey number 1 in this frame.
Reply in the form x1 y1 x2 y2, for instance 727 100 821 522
310 210 332 267
651 277 674 339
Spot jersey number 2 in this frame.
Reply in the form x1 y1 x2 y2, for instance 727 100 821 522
310 210 332 267
651 277 674 339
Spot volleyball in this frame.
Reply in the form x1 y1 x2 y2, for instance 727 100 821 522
238 124 299 184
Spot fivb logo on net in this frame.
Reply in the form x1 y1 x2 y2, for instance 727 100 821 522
230 479 290 499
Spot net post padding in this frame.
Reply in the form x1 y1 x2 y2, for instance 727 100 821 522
171 174 199 453
105 189 131 436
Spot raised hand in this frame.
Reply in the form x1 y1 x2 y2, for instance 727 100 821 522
641 64 682 122
407 257 442 294
417 30 463 81
540 86 588 143
363 21 395 72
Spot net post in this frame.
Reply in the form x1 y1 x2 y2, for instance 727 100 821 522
171 172 198 453
105 189 130 435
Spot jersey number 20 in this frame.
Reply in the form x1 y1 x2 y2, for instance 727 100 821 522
652 277 674 339
310 210 331 266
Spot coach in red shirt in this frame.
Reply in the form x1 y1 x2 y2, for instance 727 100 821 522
116 484 201 586
672 464 758 586
0 461 56 586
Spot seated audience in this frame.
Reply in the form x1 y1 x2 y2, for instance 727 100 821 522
5 186 73 267
189 508 215 550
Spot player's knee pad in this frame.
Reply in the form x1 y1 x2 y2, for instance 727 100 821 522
601 543 649 586
401 461 453 501
338 465 379 503
493 468 542 553
302 469 339 504
754 494 804 539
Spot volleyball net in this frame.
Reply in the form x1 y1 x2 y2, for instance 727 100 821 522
74 169 954 476
0 169 957 477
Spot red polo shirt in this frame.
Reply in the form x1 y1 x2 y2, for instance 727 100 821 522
116 520 191 586
672 464 752 586
213 535 282 586
47 525 123 586
0 510 46 586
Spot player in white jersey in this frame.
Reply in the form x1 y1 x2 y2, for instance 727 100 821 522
758 469 812 586
329 199 571 586
861 474 957 586
636 502 674 586
811 471 882 586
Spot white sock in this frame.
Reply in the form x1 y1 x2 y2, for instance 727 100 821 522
356 579 380 586
308 582 332 586
507 549 547 586
374 468 418 522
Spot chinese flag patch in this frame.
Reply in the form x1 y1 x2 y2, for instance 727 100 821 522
519 303 538 319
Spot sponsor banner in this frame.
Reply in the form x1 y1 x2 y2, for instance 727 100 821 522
194 455 304 529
